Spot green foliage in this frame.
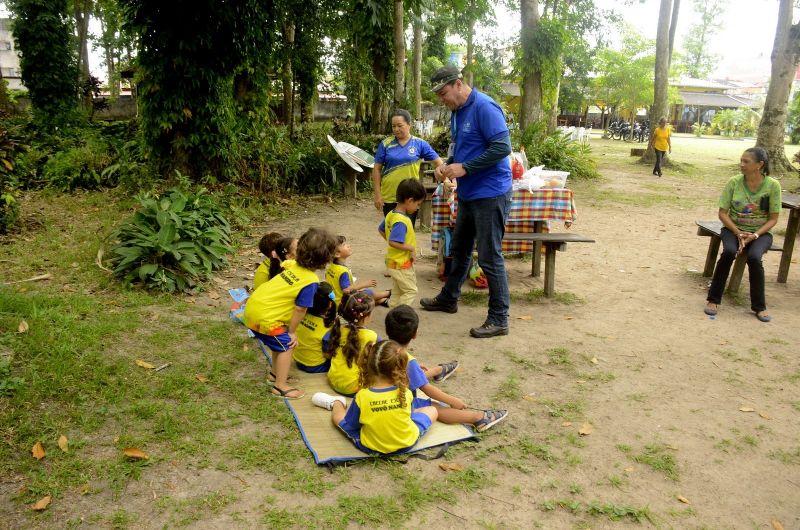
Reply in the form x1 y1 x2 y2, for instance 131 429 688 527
42 139 114 191
787 90 800 144
680 0 726 79
110 186 232 293
592 27 655 118
514 122 599 180
9 0 78 128
119 0 275 179
711 107 758 138
691 122 709 137
0 357 24 396
0 124 25 232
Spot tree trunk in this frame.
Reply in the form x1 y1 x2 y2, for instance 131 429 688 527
282 21 295 133
370 60 388 133
412 18 422 119
393 0 405 109
642 0 675 163
75 0 92 107
465 19 475 86
667 0 680 66
548 74 561 132
519 0 543 130
756 0 800 175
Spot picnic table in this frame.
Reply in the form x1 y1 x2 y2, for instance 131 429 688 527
778 192 800 283
431 187 578 253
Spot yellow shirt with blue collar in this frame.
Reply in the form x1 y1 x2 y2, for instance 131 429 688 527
379 211 415 269
325 261 353 303
243 263 319 335
293 313 331 368
339 386 418 454
327 327 378 395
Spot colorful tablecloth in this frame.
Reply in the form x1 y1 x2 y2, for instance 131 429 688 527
431 187 578 253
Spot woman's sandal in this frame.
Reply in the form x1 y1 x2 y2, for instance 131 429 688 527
271 386 305 400
267 371 298 385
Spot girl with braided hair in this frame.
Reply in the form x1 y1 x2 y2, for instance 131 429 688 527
325 292 378 396
312 340 438 454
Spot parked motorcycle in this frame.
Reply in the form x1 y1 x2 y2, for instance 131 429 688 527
632 121 650 143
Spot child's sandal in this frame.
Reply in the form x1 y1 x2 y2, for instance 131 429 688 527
271 386 305 400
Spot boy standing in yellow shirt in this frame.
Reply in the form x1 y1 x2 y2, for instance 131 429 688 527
378 178 427 307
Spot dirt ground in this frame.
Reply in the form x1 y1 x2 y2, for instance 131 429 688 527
3 138 799 529
218 148 799 528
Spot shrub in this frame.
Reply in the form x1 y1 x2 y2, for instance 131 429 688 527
41 141 114 190
110 186 232 293
0 126 25 233
513 122 598 180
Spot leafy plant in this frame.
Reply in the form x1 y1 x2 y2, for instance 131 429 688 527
0 126 24 232
41 141 114 190
110 186 232 293
0 357 24 396
514 121 598 180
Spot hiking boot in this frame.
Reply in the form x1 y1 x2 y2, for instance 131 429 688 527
420 297 458 313
475 409 508 432
311 392 346 411
469 322 509 338
433 360 459 382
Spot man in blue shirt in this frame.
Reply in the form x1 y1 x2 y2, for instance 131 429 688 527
420 65 513 338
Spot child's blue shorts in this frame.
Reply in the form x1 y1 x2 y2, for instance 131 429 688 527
296 359 331 373
346 412 432 455
253 329 292 352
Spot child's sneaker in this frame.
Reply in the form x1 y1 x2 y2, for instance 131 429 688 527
474 409 508 432
433 360 459 382
311 392 346 411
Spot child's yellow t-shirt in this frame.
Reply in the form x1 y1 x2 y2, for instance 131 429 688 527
327 327 378 395
243 264 318 335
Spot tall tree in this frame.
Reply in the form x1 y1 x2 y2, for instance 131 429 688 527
92 0 132 98
452 0 494 86
393 0 405 108
756 0 800 174
519 0 543 128
9 0 78 127
411 13 423 118
74 0 92 90
681 0 726 78
643 0 679 162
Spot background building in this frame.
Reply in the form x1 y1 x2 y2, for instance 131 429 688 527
0 18 23 90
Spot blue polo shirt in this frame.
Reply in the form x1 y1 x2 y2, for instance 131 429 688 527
450 89 512 201
374 136 440 203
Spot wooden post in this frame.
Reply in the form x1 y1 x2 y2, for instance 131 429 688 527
343 166 358 198
777 207 799 283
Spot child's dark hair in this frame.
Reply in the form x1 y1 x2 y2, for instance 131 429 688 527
325 291 375 368
333 235 347 263
296 227 337 270
396 178 426 203
259 232 282 257
269 236 296 279
384 304 419 346
309 281 337 327
358 340 409 408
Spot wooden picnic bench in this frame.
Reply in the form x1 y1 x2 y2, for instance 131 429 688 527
696 220 783 293
503 232 595 297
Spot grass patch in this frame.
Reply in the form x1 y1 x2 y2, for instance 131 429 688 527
769 447 800 465
538 399 585 420
632 443 679 481
502 350 540 370
495 374 522 400
461 289 583 305
541 499 652 523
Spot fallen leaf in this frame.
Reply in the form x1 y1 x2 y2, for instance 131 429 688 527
739 407 755 412
186 298 196 304
522 394 536 401
623 466 635 474
123 447 149 460
208 291 221 300
31 495 51 511
677 495 690 504
135 359 155 370
515 315 533 320
590 357 599 365
18 320 29 333
438 462 463 472
195 374 208 383
759 412 771 419
147 313 160 322
772 519 785 530
58 435 68 453
563 316 574 320
575 380 587 384
32 442 45 460
80 483 91 495
561 421 572 427
242 343 250 352
578 422 593 436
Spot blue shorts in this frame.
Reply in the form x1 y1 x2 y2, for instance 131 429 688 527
253 330 292 353
295 359 331 373
349 412 433 455
412 396 432 409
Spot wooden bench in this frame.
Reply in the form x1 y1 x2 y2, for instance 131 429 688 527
503 232 595 297
696 220 782 293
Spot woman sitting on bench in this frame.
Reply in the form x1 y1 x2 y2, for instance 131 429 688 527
704 147 781 322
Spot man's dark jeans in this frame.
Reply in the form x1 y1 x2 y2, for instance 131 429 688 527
436 191 512 326
707 226 772 312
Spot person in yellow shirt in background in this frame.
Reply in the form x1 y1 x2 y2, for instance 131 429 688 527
244 227 337 400
649 116 672 177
